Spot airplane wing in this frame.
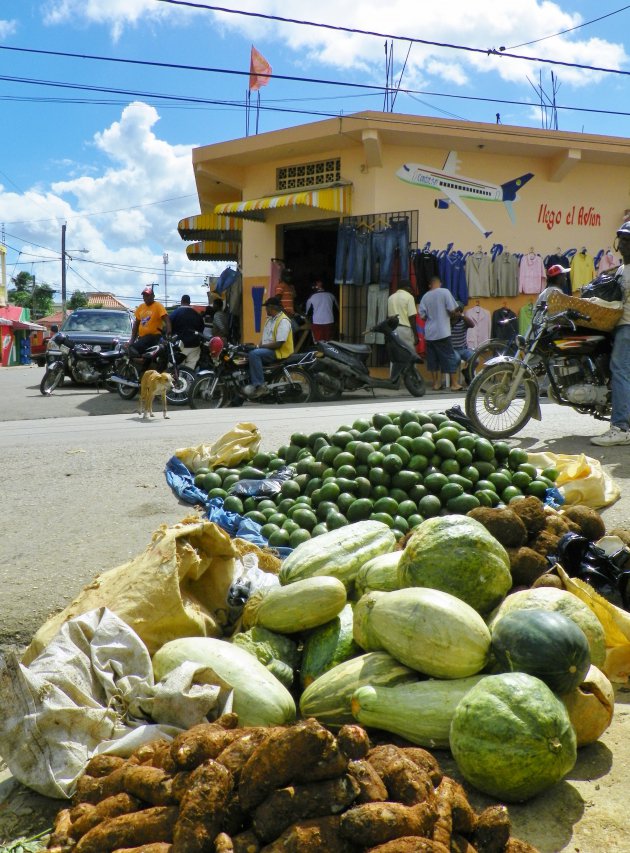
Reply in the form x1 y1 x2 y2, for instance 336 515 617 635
440 186 492 238
442 151 460 172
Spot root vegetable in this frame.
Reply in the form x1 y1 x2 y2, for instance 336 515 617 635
172 759 233 853
215 834 235 853
336 724 371 759
71 794 141 839
121 766 176 806
339 801 436 847
84 755 127 778
505 839 541 852
400 748 442 787
472 805 511 853
365 839 449 852
47 808 74 853
73 765 128 806
216 728 275 781
169 723 241 771
252 774 360 842
258 815 351 853
131 740 170 767
367 745 433 805
230 829 261 852
346 759 389 804
451 835 477 853
113 845 173 852
73 806 178 853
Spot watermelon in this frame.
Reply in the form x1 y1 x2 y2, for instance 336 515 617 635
449 672 577 802
398 514 512 614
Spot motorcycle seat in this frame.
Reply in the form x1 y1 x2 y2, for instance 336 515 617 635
326 340 371 356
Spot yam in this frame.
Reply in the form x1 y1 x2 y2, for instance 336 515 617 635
47 808 74 853
215 834 235 853
239 718 341 811
216 728 275 781
400 748 442 787
339 801 436 847
365 839 449 852
436 777 475 836
221 793 247 837
336 723 371 759
252 774 360 842
367 745 433 805
170 772 192 804
73 764 128 806
169 722 241 771
347 759 389 804
230 829 262 853
73 805 178 853
451 836 477 853
172 759 233 853
113 846 173 853
472 804 511 853
147 741 176 773
71 793 141 840
84 754 127 778
505 839 541 852
121 765 176 806
131 740 171 767
258 815 352 853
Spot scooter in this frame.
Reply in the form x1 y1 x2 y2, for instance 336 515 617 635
311 315 426 400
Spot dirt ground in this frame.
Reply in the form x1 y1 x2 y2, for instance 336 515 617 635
1 371 629 852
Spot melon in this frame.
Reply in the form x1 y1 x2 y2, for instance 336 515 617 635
449 672 577 802
489 587 606 668
398 514 512 614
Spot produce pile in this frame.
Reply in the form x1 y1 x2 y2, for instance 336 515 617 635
47 714 540 853
191 410 560 548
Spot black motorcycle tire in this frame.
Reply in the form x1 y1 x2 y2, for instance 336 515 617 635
166 367 195 405
189 373 229 409
40 364 64 395
465 361 536 439
467 338 512 379
403 365 426 397
116 362 140 400
313 370 343 402
270 365 315 403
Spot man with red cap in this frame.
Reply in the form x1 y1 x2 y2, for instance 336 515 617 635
129 286 171 355
546 264 571 294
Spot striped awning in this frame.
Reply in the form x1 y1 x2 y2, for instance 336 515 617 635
177 213 243 242
186 241 240 262
214 185 352 221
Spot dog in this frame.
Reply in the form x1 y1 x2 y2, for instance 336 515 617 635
139 370 173 420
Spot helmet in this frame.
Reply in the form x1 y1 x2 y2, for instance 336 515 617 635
209 336 224 358
616 220 630 237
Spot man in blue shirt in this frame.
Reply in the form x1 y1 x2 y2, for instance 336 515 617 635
419 276 463 392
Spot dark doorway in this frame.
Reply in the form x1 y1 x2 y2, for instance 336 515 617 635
281 220 339 315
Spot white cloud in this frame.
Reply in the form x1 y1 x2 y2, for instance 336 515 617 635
0 19 17 38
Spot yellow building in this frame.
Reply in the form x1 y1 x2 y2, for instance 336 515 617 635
179 111 630 349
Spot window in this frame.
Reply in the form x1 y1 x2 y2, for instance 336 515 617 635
277 158 341 191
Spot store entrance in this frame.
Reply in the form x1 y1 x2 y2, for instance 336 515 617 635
281 220 339 318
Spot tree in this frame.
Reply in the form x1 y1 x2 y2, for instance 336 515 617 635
68 290 89 310
8 273 55 318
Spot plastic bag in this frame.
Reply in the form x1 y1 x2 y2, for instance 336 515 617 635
581 271 623 303
527 450 620 509
165 455 209 505
229 465 296 499
175 422 261 473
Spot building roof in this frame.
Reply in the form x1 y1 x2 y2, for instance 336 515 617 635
86 292 129 309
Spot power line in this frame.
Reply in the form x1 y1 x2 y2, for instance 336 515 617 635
505 4 630 51
2 194 197 225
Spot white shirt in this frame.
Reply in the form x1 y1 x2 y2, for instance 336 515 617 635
306 290 338 324
261 313 291 345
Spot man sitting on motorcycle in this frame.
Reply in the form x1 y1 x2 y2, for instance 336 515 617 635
129 286 171 356
591 221 630 446
244 295 294 398
169 294 204 368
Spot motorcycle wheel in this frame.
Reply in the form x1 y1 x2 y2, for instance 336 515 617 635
39 365 64 396
166 368 195 405
272 366 314 403
313 371 343 402
116 362 140 400
189 373 228 409
467 339 513 380
403 365 426 397
465 362 536 439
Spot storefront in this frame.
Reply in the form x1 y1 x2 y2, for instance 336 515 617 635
0 305 46 366
178 111 630 358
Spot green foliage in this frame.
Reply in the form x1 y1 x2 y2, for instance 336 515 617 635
68 290 89 309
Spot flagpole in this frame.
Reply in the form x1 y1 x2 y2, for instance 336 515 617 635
245 89 250 137
256 91 260 135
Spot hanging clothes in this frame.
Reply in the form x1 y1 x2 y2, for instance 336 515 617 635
518 302 535 335
518 252 546 294
570 251 596 292
544 252 572 294
269 260 284 297
364 283 389 344
464 305 491 348
492 307 518 341
597 249 621 273
465 251 492 298
413 251 440 298
493 252 520 297
439 251 468 304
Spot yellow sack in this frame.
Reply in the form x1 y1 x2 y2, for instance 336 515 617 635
175 422 261 473
527 450 620 509
23 517 238 665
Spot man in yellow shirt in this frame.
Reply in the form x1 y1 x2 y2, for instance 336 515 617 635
387 280 419 351
244 296 294 397
130 286 171 355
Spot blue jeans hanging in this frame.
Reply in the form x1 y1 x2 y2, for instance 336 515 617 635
335 224 356 285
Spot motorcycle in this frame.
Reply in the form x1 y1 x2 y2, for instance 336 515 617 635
464 289 612 439
310 315 426 401
110 335 194 405
39 333 122 396
188 338 317 409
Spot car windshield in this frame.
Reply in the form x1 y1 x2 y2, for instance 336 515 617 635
63 312 131 334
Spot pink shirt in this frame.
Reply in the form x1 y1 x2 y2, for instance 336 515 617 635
518 253 546 294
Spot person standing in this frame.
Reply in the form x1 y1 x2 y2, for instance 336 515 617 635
129 286 171 355
387 280 419 351
450 301 475 385
243 296 294 398
418 275 462 392
168 294 204 368
306 278 338 342
591 222 630 446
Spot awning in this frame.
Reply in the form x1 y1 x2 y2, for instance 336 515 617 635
11 320 47 331
0 317 13 326
214 185 352 221
186 241 240 262
177 213 243 242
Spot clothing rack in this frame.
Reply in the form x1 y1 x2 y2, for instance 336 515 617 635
341 209 418 247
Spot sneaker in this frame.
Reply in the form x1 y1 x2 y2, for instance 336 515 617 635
243 384 257 397
252 383 269 398
590 426 630 446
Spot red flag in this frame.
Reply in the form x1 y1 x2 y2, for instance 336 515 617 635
249 46 272 91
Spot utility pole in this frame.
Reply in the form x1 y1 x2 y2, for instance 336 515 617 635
61 222 67 319
163 252 169 308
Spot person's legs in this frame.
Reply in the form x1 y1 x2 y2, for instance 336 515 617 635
247 347 276 389
591 324 630 445
129 334 161 356
425 340 443 390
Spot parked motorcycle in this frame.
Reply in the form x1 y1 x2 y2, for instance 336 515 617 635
310 315 426 401
464 290 612 438
110 335 194 405
39 333 122 396
188 339 317 409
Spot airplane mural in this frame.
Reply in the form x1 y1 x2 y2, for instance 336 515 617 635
396 152 534 238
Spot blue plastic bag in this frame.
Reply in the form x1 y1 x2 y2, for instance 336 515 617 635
164 456 208 506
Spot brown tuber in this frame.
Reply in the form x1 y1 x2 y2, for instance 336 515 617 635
258 815 352 852
509 496 547 536
365 839 449 853
73 805 178 853
472 804 511 853
347 759 389 803
367 745 433 805
172 759 233 853
467 507 527 548
336 723 371 759
339 800 436 847
561 505 606 541
506 546 548 587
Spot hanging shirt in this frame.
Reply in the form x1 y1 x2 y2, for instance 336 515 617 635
518 302 535 335
413 251 440 297
493 253 520 297
519 253 546 294
438 252 468 304
570 252 596 292
465 252 493 298
464 305 491 348
492 307 518 341
597 250 621 273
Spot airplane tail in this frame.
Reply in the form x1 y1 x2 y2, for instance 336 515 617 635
501 173 534 201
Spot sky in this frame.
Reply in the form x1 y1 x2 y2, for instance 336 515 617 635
1 0 629 311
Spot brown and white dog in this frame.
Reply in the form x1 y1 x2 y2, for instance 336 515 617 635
139 370 173 420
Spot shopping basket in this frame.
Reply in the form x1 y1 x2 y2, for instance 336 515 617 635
546 290 622 332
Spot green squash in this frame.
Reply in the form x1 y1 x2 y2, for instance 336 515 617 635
398 515 511 614
299 603 360 689
491 608 591 695
450 672 577 802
